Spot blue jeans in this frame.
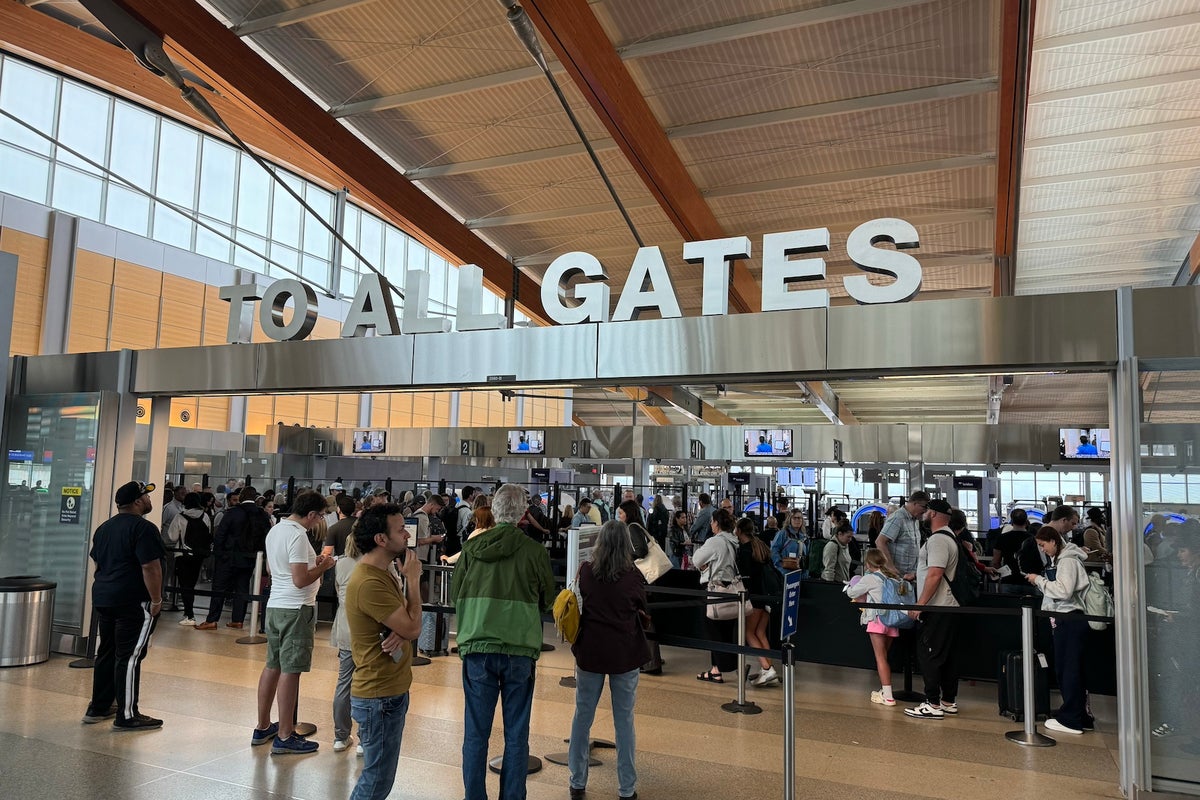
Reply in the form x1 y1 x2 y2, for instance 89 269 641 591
462 653 536 800
569 667 639 798
350 693 410 800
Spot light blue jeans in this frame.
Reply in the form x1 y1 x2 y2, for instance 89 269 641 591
350 693 410 800
568 667 639 798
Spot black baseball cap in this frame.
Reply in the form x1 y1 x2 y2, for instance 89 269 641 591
115 480 155 506
927 498 953 515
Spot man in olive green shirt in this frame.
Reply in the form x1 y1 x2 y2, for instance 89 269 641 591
345 503 422 800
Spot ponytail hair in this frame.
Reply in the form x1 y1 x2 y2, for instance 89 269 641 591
864 548 907 594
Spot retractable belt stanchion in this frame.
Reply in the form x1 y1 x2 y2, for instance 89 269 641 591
69 607 99 669
722 588 761 715
781 641 796 800
1005 597 1054 747
236 552 267 645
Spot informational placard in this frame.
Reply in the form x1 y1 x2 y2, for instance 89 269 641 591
566 524 602 585
780 570 802 640
60 486 82 525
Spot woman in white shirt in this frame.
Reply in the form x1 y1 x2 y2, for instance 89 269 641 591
692 508 740 683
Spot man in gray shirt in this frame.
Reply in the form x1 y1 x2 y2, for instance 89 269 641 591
877 490 929 581
689 493 714 546
904 498 961 720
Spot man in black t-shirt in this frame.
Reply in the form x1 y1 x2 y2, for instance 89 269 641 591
83 480 166 731
991 509 1032 585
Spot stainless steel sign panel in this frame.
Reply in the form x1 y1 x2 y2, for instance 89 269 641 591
413 324 597 386
827 293 1118 373
258 337 415 392
597 309 825 381
133 345 258 395
1133 286 1200 368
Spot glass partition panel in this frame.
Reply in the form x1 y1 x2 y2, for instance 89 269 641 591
1142 422 1200 790
0 393 101 631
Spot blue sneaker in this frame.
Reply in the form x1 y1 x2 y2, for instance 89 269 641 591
251 722 279 746
272 734 319 755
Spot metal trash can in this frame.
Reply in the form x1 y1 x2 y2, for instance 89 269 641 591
0 576 56 667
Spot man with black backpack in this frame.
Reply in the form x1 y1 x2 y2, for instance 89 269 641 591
197 486 272 630
904 498 963 721
165 492 212 626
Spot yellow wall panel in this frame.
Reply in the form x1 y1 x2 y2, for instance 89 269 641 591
3 229 48 357
338 395 359 427
245 395 274 436
160 298 204 332
412 393 433 417
70 334 108 354
202 307 231 346
161 274 204 305
274 395 307 423
158 325 201 349
244 412 273 436
313 317 341 340
196 397 229 431
0 228 49 264
412 414 433 429
370 394 389 428
74 250 114 283
114 260 161 292
307 396 337 426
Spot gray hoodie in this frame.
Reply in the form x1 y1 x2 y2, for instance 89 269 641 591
1032 542 1088 614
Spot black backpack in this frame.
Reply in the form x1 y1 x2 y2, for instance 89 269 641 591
182 514 213 557
229 505 271 555
933 531 982 605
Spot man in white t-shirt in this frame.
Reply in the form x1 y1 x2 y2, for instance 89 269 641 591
252 491 336 754
904 498 962 720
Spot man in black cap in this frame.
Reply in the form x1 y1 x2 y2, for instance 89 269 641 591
83 480 166 731
904 497 962 720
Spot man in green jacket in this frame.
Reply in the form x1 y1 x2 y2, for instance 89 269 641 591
452 483 556 800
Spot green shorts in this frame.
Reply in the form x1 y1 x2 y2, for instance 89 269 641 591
265 605 316 673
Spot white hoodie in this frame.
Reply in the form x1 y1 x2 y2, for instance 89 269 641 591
1032 542 1088 614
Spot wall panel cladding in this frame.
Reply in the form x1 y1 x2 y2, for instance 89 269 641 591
2 227 48 356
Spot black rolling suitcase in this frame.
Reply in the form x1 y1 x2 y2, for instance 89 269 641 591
998 650 1051 722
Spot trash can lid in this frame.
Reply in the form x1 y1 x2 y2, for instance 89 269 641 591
0 576 57 591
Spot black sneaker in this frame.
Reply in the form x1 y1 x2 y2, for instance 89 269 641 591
82 704 117 724
113 715 163 731
271 734 319 755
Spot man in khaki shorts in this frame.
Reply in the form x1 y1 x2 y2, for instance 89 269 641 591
251 490 335 754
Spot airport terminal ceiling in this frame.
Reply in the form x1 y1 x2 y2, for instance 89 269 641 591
8 0 1200 428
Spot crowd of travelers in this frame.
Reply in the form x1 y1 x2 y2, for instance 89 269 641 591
82 474 1194 798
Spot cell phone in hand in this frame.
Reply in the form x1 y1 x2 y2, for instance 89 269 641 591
378 628 405 662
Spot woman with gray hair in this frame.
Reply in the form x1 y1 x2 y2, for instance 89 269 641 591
567 520 648 800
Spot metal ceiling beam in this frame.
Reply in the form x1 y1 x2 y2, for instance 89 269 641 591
330 0 937 118
406 78 998 180
646 386 741 426
1025 117 1200 149
1023 158 1200 187
232 0 380 36
520 0 760 316
1030 68 1200 105
704 155 995 200
101 0 549 322
1020 197 1199 220
799 381 858 425
1022 231 1197 250
1033 11 1200 51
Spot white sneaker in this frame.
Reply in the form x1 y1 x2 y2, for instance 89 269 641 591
1045 718 1083 735
870 691 896 707
178 617 195 626
751 667 777 686
356 744 364 757
333 737 353 752
939 701 958 714
903 702 944 719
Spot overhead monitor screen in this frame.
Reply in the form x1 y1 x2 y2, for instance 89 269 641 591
744 428 793 458
507 429 545 455
1060 428 1110 459
352 429 387 454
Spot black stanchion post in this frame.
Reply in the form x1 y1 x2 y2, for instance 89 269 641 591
757 488 766 531
201 472 209 490
438 478 446 495
892 629 923 702
68 607 100 669
287 476 296 510
782 641 796 800
385 477 393 496
1006 597 1055 747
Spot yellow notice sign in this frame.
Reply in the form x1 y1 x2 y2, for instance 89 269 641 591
62 486 83 497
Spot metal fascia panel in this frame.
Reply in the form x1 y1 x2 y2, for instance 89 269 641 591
827 293 1118 373
597 310 825 382
133 344 258 395
257 336 415 392
1132 286 1200 369
412 325 598 386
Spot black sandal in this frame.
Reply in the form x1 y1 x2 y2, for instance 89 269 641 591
696 671 724 683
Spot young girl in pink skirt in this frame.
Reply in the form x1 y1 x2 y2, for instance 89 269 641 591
845 548 911 706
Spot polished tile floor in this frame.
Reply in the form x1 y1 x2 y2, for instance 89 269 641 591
0 614 1122 800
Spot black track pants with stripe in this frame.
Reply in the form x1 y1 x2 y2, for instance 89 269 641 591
90 602 158 722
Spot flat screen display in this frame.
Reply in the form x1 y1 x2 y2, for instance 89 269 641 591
744 428 793 457
352 429 387 454
1060 428 1110 459
507 429 545 455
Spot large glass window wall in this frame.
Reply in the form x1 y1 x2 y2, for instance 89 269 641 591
0 52 520 325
